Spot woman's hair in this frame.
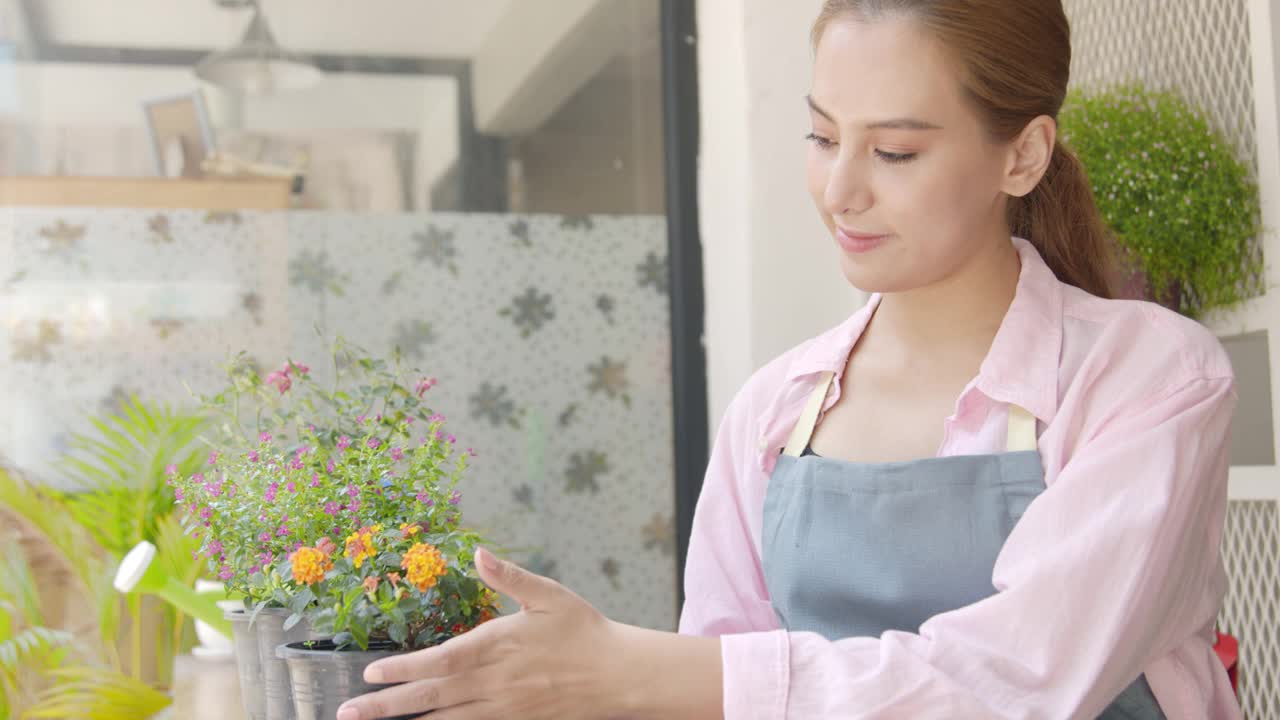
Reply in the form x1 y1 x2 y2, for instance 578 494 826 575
813 0 1117 298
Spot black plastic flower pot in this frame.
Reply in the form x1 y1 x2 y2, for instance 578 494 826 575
255 607 323 720
277 639 417 720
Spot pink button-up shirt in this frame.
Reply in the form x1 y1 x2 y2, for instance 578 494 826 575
679 238 1241 719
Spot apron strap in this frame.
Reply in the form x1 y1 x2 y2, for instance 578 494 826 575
783 371 836 457
1006 404 1038 452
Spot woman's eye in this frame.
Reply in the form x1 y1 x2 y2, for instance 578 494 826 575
875 149 917 164
805 132 835 150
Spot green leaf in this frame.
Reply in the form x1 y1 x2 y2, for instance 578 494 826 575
333 631 353 649
289 586 316 615
349 620 370 651
388 621 408 646
283 613 303 632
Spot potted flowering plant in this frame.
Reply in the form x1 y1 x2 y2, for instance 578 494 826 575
170 339 497 720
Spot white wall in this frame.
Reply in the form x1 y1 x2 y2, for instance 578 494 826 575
697 0 867 434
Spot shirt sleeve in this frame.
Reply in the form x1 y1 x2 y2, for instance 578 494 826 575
720 375 1236 719
679 386 781 637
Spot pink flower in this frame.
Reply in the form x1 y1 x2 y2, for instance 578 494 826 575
266 371 292 394
165 464 178 476
415 377 438 397
192 472 205 485
416 492 433 506
289 457 304 471
390 446 404 461
288 361 310 376
286 481 297 493
467 448 478 458
295 446 310 459
435 430 445 441
324 502 341 515
348 498 361 513
265 482 279 503
428 413 445 423
199 506 212 521
337 436 351 451
207 481 223 498
259 431 273 444
366 438 381 450
449 491 461 506
208 451 219 466
174 487 185 501
218 565 234 581
326 458 336 474
346 485 359 498
312 472 323 488
247 450 260 463
404 416 415 425
356 415 368 425
207 540 223 556
277 525 290 537
293 541 304 551
228 485 237 498
258 531 271 543
446 434 456 445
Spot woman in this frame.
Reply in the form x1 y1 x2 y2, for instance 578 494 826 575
336 1 1241 718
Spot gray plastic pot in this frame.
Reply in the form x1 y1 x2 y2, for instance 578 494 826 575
225 609 266 720
255 607 323 720
277 640 417 720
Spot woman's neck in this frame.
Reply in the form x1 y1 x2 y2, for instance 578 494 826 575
870 236 1022 362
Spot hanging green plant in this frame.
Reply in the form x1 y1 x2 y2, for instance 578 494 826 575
1058 83 1265 318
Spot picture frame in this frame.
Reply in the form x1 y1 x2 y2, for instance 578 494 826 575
141 90 217 178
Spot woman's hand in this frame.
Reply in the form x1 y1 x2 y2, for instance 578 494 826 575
335 548 638 720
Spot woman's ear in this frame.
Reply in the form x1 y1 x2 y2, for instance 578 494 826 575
1002 116 1056 198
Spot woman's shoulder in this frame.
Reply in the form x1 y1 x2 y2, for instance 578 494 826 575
1058 284 1234 397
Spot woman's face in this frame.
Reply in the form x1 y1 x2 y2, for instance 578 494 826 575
807 15 1017 293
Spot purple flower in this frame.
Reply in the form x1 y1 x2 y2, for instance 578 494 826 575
259 431 272 444
404 416 415 425
346 485 359 498
324 501 341 515
428 413 445 423
286 481 297 493
415 377 437 397
446 434 456 445
165 464 178 477
192 472 205 485
435 430 445 441
337 436 352 451
207 540 223 556
467 448 478 458
277 525 289 537
258 531 271 543
326 458 336 474
293 541 304 551
348 498 361 513
247 450 260 463
390 446 404 461
174 487 185 501
218 565 234 581
265 482 279 503
207 481 223 498
228 485 237 498
208 451 219 466
311 473 322 488
416 492 434 507
199 506 212 521
366 438 381 450
449 491 461 506
356 415 367 425
295 446 310 459
289 457 304 471
307 424 317 434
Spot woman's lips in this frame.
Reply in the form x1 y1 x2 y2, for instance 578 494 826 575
835 227 890 254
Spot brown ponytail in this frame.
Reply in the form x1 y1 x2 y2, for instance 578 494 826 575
813 0 1118 298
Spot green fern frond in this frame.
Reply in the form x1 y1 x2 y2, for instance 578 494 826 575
22 667 171 719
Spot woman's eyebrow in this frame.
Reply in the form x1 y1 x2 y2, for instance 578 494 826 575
806 95 943 131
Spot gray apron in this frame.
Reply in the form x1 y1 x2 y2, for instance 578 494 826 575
762 371 1166 719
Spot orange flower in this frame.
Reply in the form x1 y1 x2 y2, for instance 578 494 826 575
386 572 402 587
401 542 447 592
344 528 377 569
398 522 422 539
362 575 380 594
290 546 332 585
316 536 337 556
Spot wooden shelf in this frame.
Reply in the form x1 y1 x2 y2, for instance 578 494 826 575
0 176 293 210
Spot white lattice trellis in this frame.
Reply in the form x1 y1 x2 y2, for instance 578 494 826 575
1064 0 1258 170
1221 494 1280 718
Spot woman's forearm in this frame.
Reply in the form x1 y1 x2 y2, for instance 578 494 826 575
610 621 724 720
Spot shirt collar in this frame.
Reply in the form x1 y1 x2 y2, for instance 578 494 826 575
782 237 1064 423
